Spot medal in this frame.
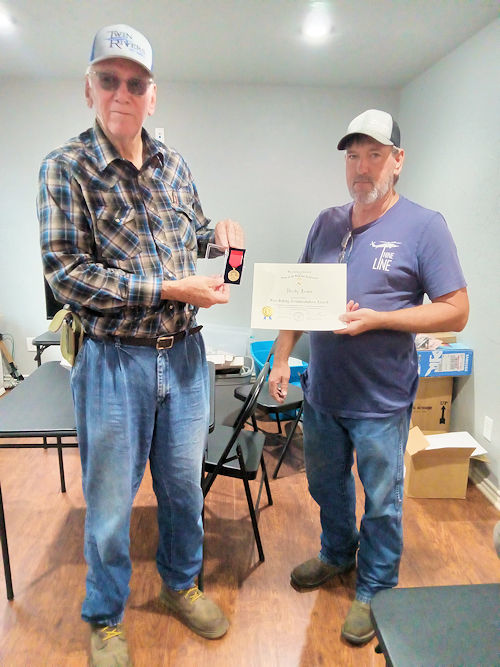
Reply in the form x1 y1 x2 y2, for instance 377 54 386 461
224 247 245 284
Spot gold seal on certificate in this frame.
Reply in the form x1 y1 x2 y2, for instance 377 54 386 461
228 268 240 282
262 305 273 320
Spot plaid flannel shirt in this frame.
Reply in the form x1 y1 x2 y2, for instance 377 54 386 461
38 122 215 338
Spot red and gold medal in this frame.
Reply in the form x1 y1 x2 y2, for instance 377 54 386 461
225 247 245 284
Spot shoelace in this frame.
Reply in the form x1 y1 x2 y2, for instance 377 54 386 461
182 586 204 604
100 625 123 641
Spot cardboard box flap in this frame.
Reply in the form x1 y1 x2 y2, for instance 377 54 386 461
412 445 475 468
406 426 429 456
425 431 488 460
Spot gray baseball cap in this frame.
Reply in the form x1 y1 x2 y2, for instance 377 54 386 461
337 109 400 150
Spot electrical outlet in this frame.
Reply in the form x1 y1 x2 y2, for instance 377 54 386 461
483 416 493 442
26 337 35 352
155 127 165 142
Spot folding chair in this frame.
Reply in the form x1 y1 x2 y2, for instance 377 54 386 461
202 362 272 562
234 337 308 478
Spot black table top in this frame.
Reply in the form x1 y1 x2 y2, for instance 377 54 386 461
32 330 61 346
371 584 500 667
0 361 75 438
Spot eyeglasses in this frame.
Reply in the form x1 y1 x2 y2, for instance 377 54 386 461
89 70 153 96
338 230 353 263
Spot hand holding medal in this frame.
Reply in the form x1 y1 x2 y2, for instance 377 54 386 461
213 218 245 284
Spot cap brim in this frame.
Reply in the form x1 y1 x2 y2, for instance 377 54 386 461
89 54 153 77
337 131 394 150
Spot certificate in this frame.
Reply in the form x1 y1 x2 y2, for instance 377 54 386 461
251 263 347 331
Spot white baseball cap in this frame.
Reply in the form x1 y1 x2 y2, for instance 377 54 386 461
89 24 153 76
337 109 401 150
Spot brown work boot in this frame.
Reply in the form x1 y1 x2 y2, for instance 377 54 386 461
90 623 132 666
291 557 356 589
341 599 375 645
159 583 229 639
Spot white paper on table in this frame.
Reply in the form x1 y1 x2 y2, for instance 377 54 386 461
425 431 488 459
251 263 347 331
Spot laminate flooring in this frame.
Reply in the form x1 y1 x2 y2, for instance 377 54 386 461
0 419 499 666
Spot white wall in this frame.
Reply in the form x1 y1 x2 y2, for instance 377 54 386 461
1 18 498 492
0 79 396 366
399 19 500 488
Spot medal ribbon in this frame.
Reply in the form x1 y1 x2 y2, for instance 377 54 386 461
228 249 244 268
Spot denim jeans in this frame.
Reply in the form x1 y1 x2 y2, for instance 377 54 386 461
71 333 209 626
302 399 412 603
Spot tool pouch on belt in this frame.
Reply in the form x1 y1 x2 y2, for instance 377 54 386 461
49 305 84 367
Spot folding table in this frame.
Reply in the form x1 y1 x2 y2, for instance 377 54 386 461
371 584 500 666
32 330 61 366
0 361 77 599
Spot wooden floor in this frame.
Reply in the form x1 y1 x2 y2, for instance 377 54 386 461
0 419 499 666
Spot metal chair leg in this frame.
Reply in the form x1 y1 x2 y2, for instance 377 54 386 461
274 412 283 435
57 437 66 493
237 445 265 562
260 456 273 506
0 484 13 600
273 404 303 479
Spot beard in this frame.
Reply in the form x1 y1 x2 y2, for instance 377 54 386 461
349 173 394 204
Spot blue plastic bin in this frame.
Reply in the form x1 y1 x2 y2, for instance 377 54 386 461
250 340 308 382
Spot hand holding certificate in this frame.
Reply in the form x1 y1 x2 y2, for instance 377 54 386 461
251 263 347 331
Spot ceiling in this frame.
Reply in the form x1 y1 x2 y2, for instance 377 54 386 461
1 0 498 87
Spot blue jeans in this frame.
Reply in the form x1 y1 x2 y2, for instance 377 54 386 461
71 334 209 626
302 399 411 603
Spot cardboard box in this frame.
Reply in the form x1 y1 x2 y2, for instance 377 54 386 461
417 331 458 345
418 343 473 378
431 332 458 344
412 377 452 434
404 427 486 499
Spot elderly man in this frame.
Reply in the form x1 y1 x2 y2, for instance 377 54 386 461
38 24 243 666
269 109 468 645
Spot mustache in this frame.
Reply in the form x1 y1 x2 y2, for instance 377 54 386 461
353 177 374 185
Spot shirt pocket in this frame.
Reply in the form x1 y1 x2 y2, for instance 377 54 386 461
166 189 197 252
94 206 141 262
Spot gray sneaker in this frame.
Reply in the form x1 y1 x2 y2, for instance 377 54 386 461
90 623 132 666
291 557 356 589
341 599 375 645
159 583 229 639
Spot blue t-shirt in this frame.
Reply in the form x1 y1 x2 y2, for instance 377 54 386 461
300 196 466 418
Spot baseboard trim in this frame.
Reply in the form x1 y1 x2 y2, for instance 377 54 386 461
469 467 500 511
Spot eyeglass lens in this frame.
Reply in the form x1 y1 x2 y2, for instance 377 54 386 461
338 230 353 263
93 71 151 96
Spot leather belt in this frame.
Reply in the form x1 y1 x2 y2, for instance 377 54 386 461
114 326 203 350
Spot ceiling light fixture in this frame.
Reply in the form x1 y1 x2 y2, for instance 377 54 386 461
0 7 15 34
302 2 332 43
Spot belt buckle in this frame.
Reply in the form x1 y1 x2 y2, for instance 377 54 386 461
156 335 175 350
